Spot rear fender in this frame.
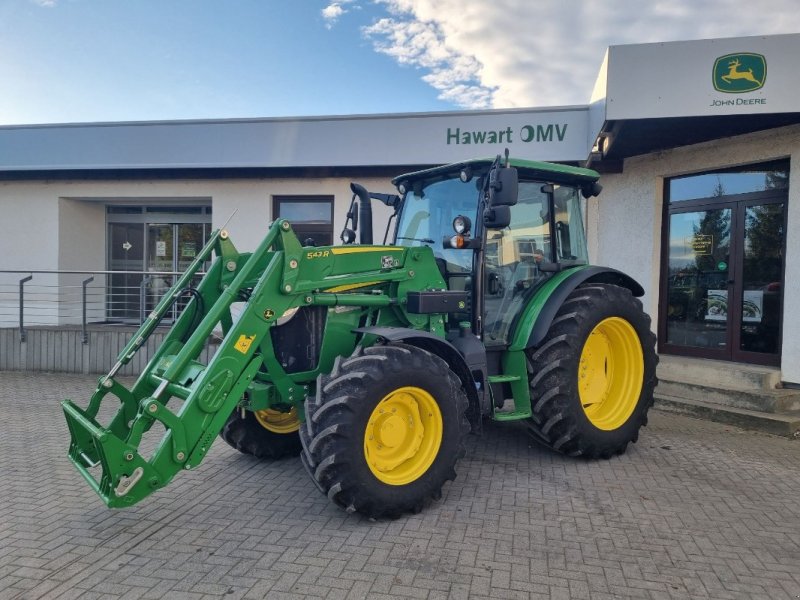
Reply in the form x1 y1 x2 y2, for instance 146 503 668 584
508 266 645 352
354 326 485 433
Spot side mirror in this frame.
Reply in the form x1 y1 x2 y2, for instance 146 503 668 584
490 167 519 206
484 205 511 229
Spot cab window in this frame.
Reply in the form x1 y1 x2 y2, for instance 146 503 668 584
483 182 551 345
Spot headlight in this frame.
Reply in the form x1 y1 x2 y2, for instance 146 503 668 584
452 215 471 235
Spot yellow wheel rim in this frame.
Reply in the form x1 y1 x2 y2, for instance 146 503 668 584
363 386 443 486
254 407 301 434
578 317 644 431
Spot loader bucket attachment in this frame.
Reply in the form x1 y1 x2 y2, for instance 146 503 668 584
62 399 158 507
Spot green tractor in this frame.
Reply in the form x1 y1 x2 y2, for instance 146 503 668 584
62 155 657 518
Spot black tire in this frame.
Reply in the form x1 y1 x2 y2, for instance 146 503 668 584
300 343 469 518
219 409 302 459
525 283 658 458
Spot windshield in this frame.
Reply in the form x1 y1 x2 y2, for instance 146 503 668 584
394 176 479 273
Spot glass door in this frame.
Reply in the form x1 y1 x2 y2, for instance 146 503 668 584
663 206 733 358
145 223 208 317
175 223 208 315
177 223 206 272
735 200 785 361
146 224 174 314
108 223 145 321
661 196 786 365
661 162 788 365
108 208 211 323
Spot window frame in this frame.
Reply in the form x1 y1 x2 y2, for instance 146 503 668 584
272 195 334 246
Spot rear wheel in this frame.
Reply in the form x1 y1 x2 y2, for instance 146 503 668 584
525 283 657 458
300 343 469 518
219 406 302 459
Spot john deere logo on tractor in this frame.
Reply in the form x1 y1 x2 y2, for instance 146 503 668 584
713 53 766 93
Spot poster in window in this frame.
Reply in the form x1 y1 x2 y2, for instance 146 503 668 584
742 290 763 323
705 290 727 321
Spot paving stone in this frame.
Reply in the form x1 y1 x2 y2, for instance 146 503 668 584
1 372 800 599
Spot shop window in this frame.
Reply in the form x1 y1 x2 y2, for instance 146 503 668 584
273 196 334 246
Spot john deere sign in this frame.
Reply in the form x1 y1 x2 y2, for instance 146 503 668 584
603 35 795 119
713 53 767 93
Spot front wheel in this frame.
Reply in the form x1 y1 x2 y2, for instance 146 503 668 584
300 343 469 518
525 283 658 458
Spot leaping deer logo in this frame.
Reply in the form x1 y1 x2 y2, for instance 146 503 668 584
721 58 762 85
713 53 766 93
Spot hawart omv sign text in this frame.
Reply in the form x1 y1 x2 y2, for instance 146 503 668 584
447 123 569 145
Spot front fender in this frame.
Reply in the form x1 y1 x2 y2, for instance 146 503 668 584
507 266 644 352
354 326 485 433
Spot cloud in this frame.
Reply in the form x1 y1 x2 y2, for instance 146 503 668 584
322 1 357 29
30 0 57 5
360 0 800 109
363 14 495 108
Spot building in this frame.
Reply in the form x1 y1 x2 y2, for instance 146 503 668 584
1 33 798 401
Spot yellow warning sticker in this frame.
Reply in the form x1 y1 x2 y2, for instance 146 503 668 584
234 334 256 354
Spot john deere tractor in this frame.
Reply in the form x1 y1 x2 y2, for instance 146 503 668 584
62 155 657 518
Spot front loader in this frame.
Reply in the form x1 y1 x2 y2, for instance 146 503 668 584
62 154 657 518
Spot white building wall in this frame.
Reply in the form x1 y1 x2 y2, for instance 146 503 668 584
58 198 107 325
587 124 800 384
0 174 395 327
0 181 62 326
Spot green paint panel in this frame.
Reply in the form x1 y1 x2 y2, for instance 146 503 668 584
507 266 591 352
491 265 594 422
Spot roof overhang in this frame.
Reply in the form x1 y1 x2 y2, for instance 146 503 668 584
589 112 800 171
0 106 592 175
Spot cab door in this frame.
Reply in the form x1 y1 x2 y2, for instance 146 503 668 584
483 182 588 346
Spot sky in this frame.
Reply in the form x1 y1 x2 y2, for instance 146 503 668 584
0 0 799 125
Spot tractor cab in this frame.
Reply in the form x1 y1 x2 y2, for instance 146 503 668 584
389 157 602 346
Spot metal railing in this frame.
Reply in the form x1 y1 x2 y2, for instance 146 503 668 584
0 269 205 343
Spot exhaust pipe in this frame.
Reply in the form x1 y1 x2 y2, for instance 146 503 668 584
350 183 373 245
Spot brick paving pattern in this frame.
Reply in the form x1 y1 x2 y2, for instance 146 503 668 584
1 371 799 600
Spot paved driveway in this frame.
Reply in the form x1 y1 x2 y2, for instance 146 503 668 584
1 372 799 600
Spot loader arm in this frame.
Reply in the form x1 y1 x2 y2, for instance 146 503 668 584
62 219 446 507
